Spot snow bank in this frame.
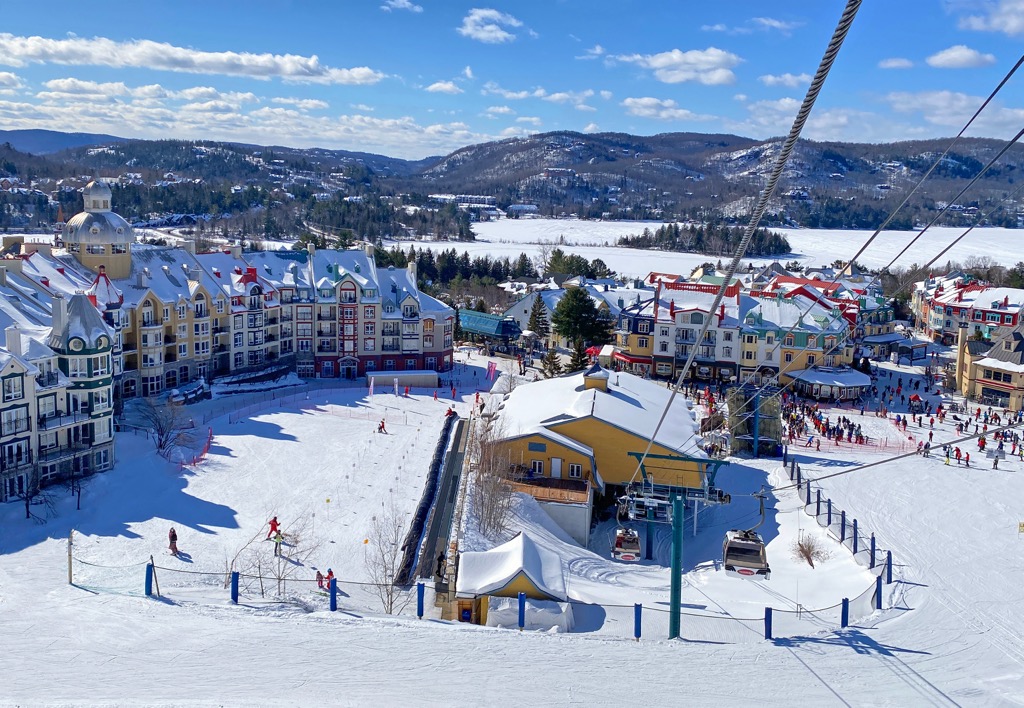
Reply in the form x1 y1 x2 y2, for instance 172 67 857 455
485 596 574 633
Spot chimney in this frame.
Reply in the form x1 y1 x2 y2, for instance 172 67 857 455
229 244 243 259
40 276 49 287
0 266 6 287
137 269 149 289
364 242 375 259
180 240 196 255
5 325 21 357
307 242 316 257
719 303 725 323
51 294 67 335
246 267 257 279
408 261 417 281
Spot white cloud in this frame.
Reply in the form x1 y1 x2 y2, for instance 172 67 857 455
599 90 613 100
463 66 474 79
350 103 375 112
271 97 328 110
926 45 996 69
959 0 1024 35
758 72 811 88
701 24 729 32
380 0 423 12
582 122 600 133
885 89 1024 135
481 81 544 100
621 96 714 121
878 57 913 69
751 17 800 34
0 33 385 85
516 116 542 126
484 105 514 116
457 9 524 44
543 89 594 106
37 79 257 107
0 71 24 90
425 81 463 94
614 47 741 85
733 93 747 102
575 44 605 60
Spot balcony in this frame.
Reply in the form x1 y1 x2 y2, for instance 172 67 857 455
213 326 227 335
317 329 337 338
0 450 33 472
139 319 163 330
164 334 177 344
316 344 337 353
36 371 62 390
39 443 91 463
214 344 228 353
280 313 294 323
317 313 335 321
382 345 400 352
39 411 91 430
266 316 279 326
194 310 210 320
265 333 277 342
675 334 696 343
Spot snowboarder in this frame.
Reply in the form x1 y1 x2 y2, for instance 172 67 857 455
316 570 324 589
273 530 285 557
266 516 281 540
436 551 446 578
168 527 179 556
378 419 388 434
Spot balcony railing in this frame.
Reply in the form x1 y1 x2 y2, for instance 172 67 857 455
38 442 91 463
280 314 294 322
317 344 337 353
36 371 62 389
0 450 33 472
39 411 91 430
267 316 279 325
317 313 335 321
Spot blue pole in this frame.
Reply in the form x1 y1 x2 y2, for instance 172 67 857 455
875 575 883 610
805 480 811 506
518 592 526 630
886 551 893 585
634 603 642 641
841 598 850 628
329 578 338 612
645 507 654 561
790 458 796 480
764 607 773 640
668 495 684 640
827 499 832 526
870 533 876 569
417 582 425 619
816 489 821 518
796 464 801 487
145 563 153 597
230 571 239 604
853 519 859 555
840 510 847 542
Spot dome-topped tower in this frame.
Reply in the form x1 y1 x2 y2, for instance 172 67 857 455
64 180 135 279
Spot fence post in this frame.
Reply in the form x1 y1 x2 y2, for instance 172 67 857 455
841 598 850 628
329 578 338 612
417 582 425 619
230 571 239 604
875 574 883 610
870 533 876 569
790 459 796 480
840 510 847 542
796 464 801 487
764 607 773 640
886 551 893 585
518 592 526 631
827 499 832 526
852 519 859 555
634 603 642 641
816 489 821 518
145 562 153 597
805 481 811 506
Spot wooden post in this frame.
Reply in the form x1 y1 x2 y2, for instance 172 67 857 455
67 529 73 585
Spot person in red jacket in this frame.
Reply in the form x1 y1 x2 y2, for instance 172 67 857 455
266 516 280 540
168 527 179 556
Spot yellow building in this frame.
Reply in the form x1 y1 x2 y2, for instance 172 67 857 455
493 365 717 504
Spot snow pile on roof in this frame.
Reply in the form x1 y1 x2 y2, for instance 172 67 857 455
788 367 871 387
456 532 566 601
498 368 704 456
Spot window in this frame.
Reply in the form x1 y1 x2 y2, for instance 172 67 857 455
179 344 188 358
91 355 110 376
426 356 436 369
177 304 187 319
364 338 375 351
233 353 244 368
384 359 396 371
807 355 816 366
568 463 582 478
364 322 375 335
364 307 375 319
723 347 732 357
343 308 355 320
423 320 434 333
112 244 127 254
234 333 243 348
638 321 650 334
69 359 87 378
766 335 774 345
723 332 732 341
744 350 755 361
659 341 668 353
744 335 756 344
423 335 434 348
807 336 817 348
406 358 416 369
1 408 28 436
216 299 225 314
3 377 22 402
660 327 669 337
86 244 105 255
531 460 544 476
92 389 110 411
690 313 704 325
247 313 263 329
784 335 795 346
163 307 170 321
1005 315 1014 324
403 305 418 318
784 352 793 363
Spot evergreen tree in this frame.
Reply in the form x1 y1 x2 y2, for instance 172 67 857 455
540 348 563 378
453 305 463 341
567 338 589 371
527 294 550 338
551 287 613 345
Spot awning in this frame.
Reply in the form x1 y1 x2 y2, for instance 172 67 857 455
586 345 602 355
613 351 651 365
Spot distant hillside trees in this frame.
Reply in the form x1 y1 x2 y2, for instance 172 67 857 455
618 222 792 257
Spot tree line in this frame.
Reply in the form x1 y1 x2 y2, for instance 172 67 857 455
617 222 792 256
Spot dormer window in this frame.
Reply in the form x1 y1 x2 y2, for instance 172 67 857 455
690 313 704 325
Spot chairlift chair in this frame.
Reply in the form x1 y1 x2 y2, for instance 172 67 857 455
611 527 641 562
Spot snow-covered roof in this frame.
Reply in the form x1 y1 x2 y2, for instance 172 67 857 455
498 368 705 457
788 367 871 387
455 532 566 601
975 357 1024 374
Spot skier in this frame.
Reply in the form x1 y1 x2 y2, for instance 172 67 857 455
168 527 179 556
965 452 970 467
273 530 285 557
266 516 281 540
316 570 324 589
377 419 388 434
324 568 335 589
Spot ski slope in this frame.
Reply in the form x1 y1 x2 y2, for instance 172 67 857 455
1 352 1024 704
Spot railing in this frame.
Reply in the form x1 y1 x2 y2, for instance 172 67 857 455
164 334 177 344
1 418 30 436
317 345 337 353
36 371 62 389
38 442 91 463
280 314 294 322
317 313 335 321
39 411 91 430
267 317 279 325
0 450 32 471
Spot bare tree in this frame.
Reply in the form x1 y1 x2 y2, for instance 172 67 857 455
232 513 322 598
135 399 196 456
472 419 517 537
534 240 554 276
364 500 413 615
792 532 831 568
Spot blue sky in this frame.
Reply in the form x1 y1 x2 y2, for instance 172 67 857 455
0 1 1022 159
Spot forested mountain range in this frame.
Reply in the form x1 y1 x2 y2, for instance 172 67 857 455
0 129 1020 242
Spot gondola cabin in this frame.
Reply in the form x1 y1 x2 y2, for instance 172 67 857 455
611 528 641 562
723 529 770 580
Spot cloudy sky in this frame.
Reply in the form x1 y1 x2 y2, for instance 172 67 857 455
1 1 1023 159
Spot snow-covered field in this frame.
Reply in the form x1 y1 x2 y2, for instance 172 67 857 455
3 348 1024 704
420 219 1024 279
